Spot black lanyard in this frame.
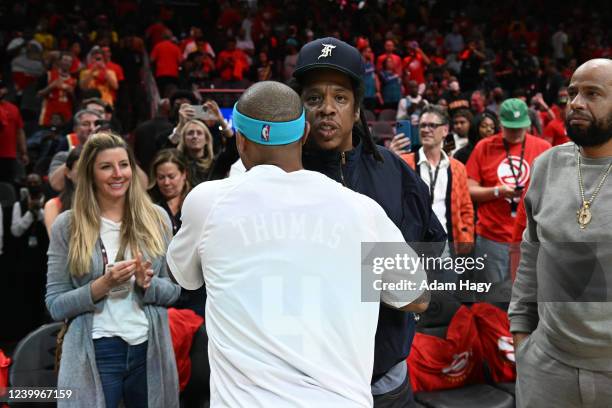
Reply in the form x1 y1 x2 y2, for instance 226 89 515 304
502 136 527 188
427 162 442 204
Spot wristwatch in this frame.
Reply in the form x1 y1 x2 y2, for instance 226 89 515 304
493 186 500 197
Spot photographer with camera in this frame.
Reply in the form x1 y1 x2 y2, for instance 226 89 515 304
10 173 49 329
466 98 550 284
11 174 45 241
79 46 119 106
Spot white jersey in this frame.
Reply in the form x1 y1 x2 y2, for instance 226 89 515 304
167 165 415 407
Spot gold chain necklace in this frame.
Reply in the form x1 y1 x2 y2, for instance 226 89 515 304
576 150 612 229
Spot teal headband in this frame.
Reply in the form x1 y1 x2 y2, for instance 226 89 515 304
232 103 306 146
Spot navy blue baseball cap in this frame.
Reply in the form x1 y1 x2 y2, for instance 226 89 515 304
293 37 365 82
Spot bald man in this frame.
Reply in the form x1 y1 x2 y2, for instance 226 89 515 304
167 81 425 406
509 59 612 407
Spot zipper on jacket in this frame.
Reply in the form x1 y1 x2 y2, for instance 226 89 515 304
339 152 346 186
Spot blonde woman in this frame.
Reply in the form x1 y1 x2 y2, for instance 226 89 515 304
46 132 180 408
177 119 215 186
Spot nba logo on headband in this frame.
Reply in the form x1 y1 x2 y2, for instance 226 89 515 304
261 124 271 142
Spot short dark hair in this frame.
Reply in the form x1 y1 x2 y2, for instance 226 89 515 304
237 81 302 122
420 105 450 125
169 89 198 106
452 108 473 123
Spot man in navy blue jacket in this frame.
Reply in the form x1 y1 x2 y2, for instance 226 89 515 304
290 37 447 407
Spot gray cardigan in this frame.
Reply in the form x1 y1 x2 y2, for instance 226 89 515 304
46 208 181 407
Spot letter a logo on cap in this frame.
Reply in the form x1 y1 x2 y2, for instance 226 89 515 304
318 44 336 59
513 111 520 118
261 124 271 142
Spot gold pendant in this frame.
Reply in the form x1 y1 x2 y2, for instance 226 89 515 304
577 202 592 229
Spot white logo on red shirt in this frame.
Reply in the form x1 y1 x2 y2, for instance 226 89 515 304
497 155 530 188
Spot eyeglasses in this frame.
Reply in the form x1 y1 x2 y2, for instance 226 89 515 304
419 122 445 130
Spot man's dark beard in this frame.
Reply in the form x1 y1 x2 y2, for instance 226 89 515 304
566 113 612 147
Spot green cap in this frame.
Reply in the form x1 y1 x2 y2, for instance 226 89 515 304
499 98 531 129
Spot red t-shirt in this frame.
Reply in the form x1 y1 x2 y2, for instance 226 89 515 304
543 118 569 146
39 69 76 126
151 40 182 78
106 61 125 82
466 133 550 242
402 54 426 84
375 53 403 76
69 56 81 74
0 101 24 158
216 49 249 82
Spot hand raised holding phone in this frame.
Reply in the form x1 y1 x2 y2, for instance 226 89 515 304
388 133 411 156
191 104 217 121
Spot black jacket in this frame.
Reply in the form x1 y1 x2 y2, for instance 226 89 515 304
303 134 447 381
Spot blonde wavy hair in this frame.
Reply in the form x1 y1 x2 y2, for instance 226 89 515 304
68 132 169 277
177 119 214 172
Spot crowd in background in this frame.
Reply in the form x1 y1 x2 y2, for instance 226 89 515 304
0 0 610 350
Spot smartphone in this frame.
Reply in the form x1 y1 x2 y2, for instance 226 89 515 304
191 105 216 121
396 120 419 152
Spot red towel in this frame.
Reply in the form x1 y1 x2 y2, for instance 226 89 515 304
472 303 516 383
408 306 484 392
168 308 204 391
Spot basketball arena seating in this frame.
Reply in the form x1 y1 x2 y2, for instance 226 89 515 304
9 322 61 408
371 121 395 141
363 109 376 122
377 109 398 122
